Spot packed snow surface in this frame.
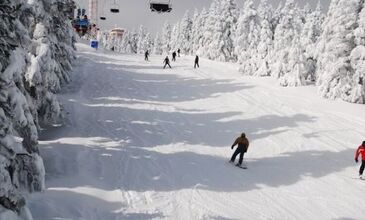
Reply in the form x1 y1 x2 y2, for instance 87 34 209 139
29 44 365 220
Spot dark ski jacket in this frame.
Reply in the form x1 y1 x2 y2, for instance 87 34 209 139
164 57 170 64
232 136 249 152
195 56 199 63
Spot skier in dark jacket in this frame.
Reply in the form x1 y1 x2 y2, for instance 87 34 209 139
355 141 365 179
177 48 181 57
163 56 171 69
230 133 249 167
172 51 177 61
194 55 199 68
145 50 149 61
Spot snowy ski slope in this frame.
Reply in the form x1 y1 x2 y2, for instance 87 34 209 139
29 43 365 220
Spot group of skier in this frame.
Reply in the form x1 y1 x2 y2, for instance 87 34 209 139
143 47 365 177
229 133 364 177
144 49 200 69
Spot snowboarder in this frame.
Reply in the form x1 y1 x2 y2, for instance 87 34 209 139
194 55 199 68
145 50 149 61
163 56 171 69
172 51 177 61
355 141 365 179
230 133 249 167
177 48 181 57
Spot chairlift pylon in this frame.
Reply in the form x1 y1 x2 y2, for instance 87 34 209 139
150 0 172 13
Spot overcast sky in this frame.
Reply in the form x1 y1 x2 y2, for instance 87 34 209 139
75 0 330 34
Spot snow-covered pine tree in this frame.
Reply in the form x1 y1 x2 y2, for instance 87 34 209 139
279 34 308 86
143 33 153 54
271 0 304 85
316 0 365 103
255 0 274 76
349 0 365 103
198 0 219 58
1 0 75 218
170 22 181 52
300 1 325 81
235 0 261 73
26 0 76 124
209 0 238 62
178 11 193 54
153 32 163 55
161 22 172 55
192 7 208 55
130 29 138 54
271 1 284 33
137 25 147 54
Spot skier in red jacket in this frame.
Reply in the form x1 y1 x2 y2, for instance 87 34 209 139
355 141 365 179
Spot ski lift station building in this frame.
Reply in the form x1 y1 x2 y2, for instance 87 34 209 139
109 28 125 38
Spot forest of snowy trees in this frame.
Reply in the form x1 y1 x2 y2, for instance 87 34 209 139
100 0 365 104
0 0 75 218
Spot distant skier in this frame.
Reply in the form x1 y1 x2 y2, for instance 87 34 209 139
163 56 171 69
145 50 149 61
172 51 177 61
355 141 365 179
194 55 199 68
230 133 249 167
177 48 181 57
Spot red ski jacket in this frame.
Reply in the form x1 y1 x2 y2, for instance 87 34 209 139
355 145 365 161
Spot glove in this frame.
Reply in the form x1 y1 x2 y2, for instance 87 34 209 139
355 158 358 163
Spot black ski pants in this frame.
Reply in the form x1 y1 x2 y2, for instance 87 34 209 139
194 62 199 68
231 146 246 165
360 160 365 175
163 63 171 68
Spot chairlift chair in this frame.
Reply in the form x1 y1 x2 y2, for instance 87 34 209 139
99 0 107 20
110 0 120 13
150 0 172 13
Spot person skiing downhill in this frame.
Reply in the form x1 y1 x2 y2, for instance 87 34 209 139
230 133 249 167
145 50 149 61
177 48 181 57
355 141 365 179
194 55 199 68
163 56 171 69
172 51 177 61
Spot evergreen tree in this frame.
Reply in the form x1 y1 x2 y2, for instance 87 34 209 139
235 0 261 72
161 22 172 55
137 25 147 54
271 0 304 84
199 0 219 58
255 0 274 76
153 32 163 55
301 1 325 81
0 0 75 216
209 0 238 62
192 8 208 55
316 0 365 103
178 11 193 54
170 22 181 52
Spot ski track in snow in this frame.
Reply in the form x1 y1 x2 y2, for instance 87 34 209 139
29 43 365 220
